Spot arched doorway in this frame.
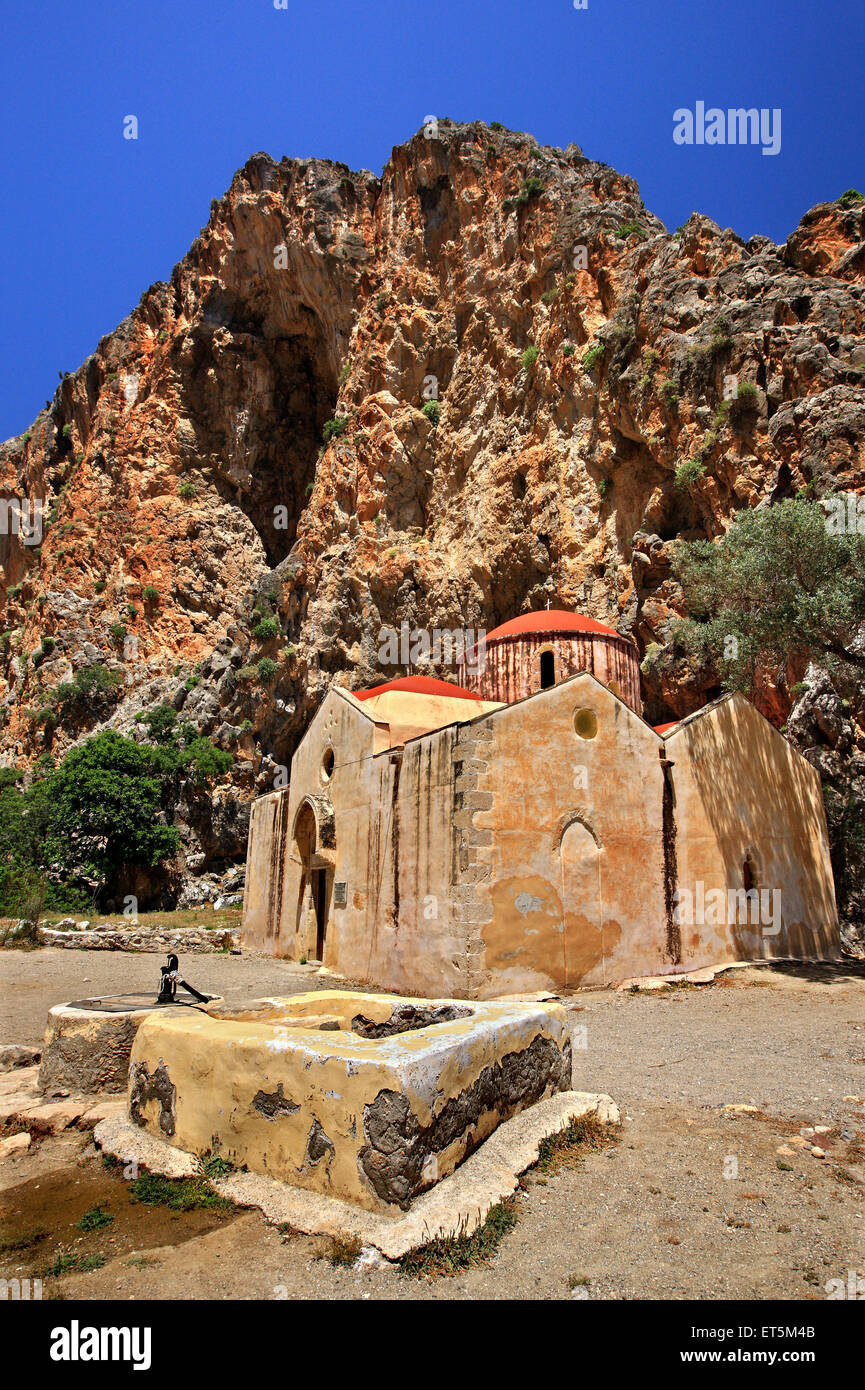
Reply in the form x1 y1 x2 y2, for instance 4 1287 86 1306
293 802 330 961
559 819 604 986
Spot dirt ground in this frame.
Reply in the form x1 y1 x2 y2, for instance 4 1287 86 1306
1 947 864 1300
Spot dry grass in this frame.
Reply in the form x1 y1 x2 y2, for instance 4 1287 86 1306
399 1199 519 1279
535 1112 618 1175
37 907 243 931
322 1234 363 1267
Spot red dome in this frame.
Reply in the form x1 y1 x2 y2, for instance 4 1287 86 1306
654 722 678 735
483 610 619 643
354 676 484 702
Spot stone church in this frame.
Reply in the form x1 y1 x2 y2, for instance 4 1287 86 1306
242 610 839 996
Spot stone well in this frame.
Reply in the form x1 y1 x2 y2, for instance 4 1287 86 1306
39 994 219 1096
127 991 572 1211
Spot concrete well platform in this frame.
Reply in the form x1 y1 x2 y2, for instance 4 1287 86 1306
128 990 572 1212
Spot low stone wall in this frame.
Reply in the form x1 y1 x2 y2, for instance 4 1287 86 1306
36 923 240 954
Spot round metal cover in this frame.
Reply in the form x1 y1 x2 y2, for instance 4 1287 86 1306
66 994 166 1013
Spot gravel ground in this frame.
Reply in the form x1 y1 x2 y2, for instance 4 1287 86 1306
1 949 864 1300
0 948 351 1045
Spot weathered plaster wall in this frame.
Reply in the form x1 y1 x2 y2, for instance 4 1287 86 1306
462 631 642 713
354 688 503 745
242 789 290 952
464 675 669 995
665 695 840 966
243 680 840 996
242 690 472 995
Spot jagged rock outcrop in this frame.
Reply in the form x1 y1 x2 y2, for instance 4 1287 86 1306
1 119 863 930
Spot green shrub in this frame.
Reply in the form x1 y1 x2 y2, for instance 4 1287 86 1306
517 176 544 203
0 863 46 923
127 603 139 618
0 712 234 907
109 622 127 645
254 617 279 640
257 657 277 682
562 343 575 357
728 381 760 431
540 289 558 305
490 121 505 132
53 663 123 720
659 377 679 407
421 400 440 426
93 578 107 594
837 189 864 207
236 664 257 682
521 344 540 371
322 416 349 444
675 458 707 491
142 585 159 603
183 738 233 786
618 220 647 240
582 342 605 372
178 481 196 499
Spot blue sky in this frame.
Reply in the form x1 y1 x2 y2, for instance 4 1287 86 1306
1 0 861 442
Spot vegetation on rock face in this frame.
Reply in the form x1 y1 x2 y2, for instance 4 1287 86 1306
322 417 349 443
675 458 706 491
672 498 865 694
0 708 232 915
582 342 605 372
673 498 865 935
52 663 123 721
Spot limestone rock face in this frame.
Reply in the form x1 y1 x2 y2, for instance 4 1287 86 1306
1 121 863 928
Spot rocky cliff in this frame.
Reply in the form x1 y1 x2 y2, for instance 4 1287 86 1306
1 119 863 934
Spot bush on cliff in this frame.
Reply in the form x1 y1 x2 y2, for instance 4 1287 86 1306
0 712 233 913
672 497 865 693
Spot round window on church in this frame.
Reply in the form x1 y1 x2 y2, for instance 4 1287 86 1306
321 748 335 782
574 708 598 740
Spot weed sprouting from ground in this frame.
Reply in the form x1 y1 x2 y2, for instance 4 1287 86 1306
536 1113 618 1175
74 1204 114 1232
399 1198 519 1278
322 1234 363 1267
128 1169 233 1213
48 1251 106 1277
0 1228 48 1254
197 1151 233 1179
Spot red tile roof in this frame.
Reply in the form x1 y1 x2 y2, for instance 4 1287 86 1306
354 676 484 702
483 610 619 642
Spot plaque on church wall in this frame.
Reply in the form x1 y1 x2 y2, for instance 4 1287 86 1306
333 881 347 907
